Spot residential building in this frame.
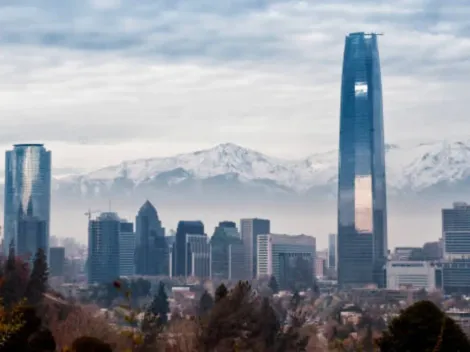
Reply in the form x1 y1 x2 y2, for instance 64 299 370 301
240 218 270 278
257 234 316 290
337 32 388 288
386 261 437 291
3 144 51 257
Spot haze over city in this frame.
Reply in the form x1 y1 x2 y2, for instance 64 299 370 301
0 0 469 248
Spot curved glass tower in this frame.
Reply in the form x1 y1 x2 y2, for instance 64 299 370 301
3 144 51 257
337 33 388 287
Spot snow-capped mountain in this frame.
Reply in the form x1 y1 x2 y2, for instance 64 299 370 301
54 141 470 199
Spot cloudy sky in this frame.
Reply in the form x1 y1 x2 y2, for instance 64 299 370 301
0 0 469 171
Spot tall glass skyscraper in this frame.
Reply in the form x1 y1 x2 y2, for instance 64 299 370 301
3 144 51 257
337 33 388 287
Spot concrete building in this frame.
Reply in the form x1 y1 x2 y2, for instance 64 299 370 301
386 261 437 291
257 234 316 290
240 218 270 279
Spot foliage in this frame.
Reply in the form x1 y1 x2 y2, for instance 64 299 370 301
1 246 29 308
27 327 56 352
1 304 41 351
0 299 25 348
198 291 213 317
377 300 470 351
70 336 113 352
25 248 49 306
214 283 228 303
144 282 169 328
268 276 280 294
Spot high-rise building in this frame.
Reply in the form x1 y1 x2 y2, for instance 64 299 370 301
119 221 135 277
210 221 245 280
88 212 121 284
49 247 65 277
240 218 270 278
3 144 51 257
135 201 167 276
440 202 470 294
257 234 316 290
173 221 205 277
337 32 388 288
442 202 470 260
328 233 336 270
186 234 211 278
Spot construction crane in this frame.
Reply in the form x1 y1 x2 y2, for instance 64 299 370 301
84 209 101 221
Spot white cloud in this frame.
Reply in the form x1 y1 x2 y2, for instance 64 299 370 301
0 0 468 167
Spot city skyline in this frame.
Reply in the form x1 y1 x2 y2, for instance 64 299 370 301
0 1 468 170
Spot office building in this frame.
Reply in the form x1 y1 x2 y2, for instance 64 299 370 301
392 247 420 261
316 250 328 278
173 221 205 277
87 212 121 284
16 209 47 260
210 221 245 280
257 234 316 290
442 202 470 260
119 221 135 277
4 144 51 257
328 234 336 269
337 32 388 288
386 261 437 291
49 247 65 277
186 234 211 278
135 201 167 276
240 218 270 278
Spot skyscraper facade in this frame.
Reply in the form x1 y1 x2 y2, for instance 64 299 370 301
328 233 336 270
135 201 167 276
240 218 270 278
173 220 205 277
87 212 121 284
3 144 51 257
337 32 388 287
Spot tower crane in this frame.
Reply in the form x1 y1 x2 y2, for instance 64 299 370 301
84 209 101 221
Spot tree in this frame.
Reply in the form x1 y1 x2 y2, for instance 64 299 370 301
291 290 301 310
143 282 169 329
71 336 112 352
268 276 280 294
1 245 26 308
198 290 214 317
214 283 228 303
25 248 49 306
377 300 470 351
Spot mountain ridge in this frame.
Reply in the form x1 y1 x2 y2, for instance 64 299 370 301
54 140 470 198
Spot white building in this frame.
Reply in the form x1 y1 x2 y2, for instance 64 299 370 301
386 261 437 291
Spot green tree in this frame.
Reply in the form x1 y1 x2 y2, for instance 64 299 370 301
143 282 169 329
1 244 25 308
214 283 228 303
377 300 470 351
268 275 280 294
25 248 49 306
198 290 214 317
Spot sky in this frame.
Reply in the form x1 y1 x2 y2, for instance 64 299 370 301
0 0 469 171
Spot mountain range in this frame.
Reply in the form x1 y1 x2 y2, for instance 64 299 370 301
53 140 470 202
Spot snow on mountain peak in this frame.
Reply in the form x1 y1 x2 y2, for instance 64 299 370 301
65 140 470 194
